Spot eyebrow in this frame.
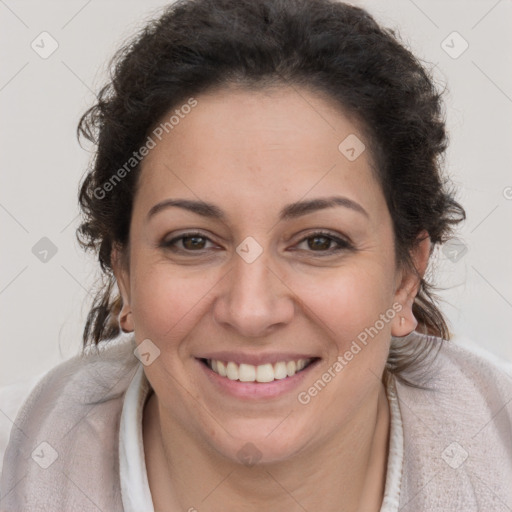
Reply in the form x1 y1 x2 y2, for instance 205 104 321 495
146 195 369 223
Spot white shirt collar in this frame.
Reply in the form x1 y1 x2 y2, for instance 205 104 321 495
119 364 154 512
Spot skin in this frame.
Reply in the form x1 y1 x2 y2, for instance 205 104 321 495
112 85 430 512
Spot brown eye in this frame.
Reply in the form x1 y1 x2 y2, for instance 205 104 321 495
160 232 215 252
307 235 333 251
294 231 353 255
181 235 207 250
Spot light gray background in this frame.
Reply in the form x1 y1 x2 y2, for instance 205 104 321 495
1 0 511 387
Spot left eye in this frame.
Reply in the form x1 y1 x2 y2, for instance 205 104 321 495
294 232 351 253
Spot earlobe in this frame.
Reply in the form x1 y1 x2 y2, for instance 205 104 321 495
391 297 418 337
118 305 134 333
391 231 431 337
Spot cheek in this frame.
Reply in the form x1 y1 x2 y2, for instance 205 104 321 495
297 262 396 345
129 262 221 343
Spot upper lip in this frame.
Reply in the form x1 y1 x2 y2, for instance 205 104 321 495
196 352 320 366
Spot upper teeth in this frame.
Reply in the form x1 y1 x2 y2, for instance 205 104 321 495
208 358 311 382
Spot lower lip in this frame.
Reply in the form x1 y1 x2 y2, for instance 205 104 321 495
196 358 320 400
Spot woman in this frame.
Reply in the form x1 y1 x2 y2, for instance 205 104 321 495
1 0 511 510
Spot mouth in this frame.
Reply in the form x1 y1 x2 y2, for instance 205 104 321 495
195 355 321 400
198 357 319 383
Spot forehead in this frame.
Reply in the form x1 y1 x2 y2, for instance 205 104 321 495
135 85 385 220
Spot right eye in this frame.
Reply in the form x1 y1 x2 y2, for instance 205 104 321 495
160 231 217 253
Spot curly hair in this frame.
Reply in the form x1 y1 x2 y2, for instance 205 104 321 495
76 0 466 388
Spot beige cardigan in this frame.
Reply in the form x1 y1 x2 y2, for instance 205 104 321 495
1 332 511 511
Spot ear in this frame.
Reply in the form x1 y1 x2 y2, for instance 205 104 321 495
111 243 134 333
391 231 431 337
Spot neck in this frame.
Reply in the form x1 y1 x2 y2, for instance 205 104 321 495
143 381 390 512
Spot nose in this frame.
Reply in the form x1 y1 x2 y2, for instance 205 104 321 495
212 246 295 339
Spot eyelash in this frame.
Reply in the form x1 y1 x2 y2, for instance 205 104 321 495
160 230 354 256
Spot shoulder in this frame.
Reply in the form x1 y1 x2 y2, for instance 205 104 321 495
0 374 44 475
395 331 512 397
394 332 512 510
428 334 512 423
6 332 140 425
430 333 511 400
0 333 140 508
394 331 512 429
5 333 140 424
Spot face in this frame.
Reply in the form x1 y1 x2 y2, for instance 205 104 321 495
113 85 426 464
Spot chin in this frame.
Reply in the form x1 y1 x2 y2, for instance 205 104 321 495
206 421 311 466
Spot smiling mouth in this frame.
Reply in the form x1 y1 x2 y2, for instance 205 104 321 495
199 357 320 383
